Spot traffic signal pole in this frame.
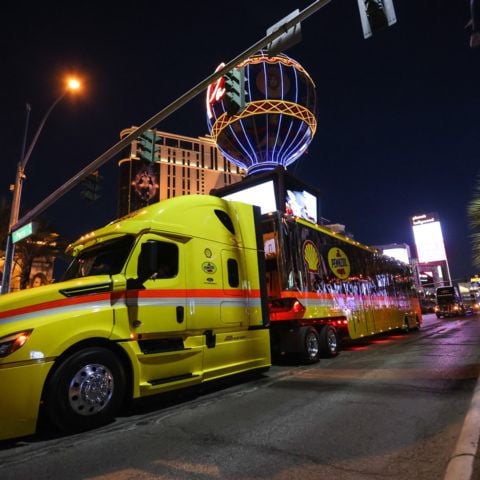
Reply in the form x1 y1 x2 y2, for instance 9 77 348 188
1 104 31 294
9 0 331 239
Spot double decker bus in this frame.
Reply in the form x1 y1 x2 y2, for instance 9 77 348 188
435 285 466 318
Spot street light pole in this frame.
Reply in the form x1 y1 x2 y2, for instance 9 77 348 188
2 103 31 294
1 79 80 294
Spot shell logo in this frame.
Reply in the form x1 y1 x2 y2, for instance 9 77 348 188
328 248 350 280
303 240 320 272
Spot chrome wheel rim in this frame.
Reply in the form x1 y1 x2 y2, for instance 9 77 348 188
68 363 114 416
327 330 337 353
306 332 319 359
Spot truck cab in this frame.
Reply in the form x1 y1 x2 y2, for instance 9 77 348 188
0 195 271 441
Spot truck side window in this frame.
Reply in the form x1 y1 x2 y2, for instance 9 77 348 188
138 240 178 280
215 209 235 234
227 258 239 287
156 242 178 278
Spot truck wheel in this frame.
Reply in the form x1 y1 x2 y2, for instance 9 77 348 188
300 327 320 364
319 326 339 357
44 347 126 433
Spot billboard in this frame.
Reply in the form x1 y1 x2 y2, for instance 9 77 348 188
411 213 447 263
118 160 160 214
222 180 277 215
211 167 320 224
381 245 410 264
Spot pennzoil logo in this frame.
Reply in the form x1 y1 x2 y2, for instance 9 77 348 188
303 240 320 272
328 248 350 279
202 262 217 274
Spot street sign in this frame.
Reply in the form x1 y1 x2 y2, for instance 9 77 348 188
12 222 36 244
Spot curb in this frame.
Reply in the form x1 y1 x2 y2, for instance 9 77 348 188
443 373 480 480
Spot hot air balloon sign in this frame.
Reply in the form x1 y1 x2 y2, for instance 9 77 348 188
206 52 317 176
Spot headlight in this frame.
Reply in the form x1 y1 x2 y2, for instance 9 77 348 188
0 330 33 358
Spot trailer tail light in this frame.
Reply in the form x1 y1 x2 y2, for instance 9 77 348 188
292 300 306 314
269 297 306 320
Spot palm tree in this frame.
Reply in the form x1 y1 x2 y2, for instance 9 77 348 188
13 221 70 289
469 173 480 269
0 202 70 290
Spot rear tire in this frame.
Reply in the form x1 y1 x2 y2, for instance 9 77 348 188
319 325 340 357
299 327 320 364
44 347 126 433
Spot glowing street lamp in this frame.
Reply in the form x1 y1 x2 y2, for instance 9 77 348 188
1 77 81 294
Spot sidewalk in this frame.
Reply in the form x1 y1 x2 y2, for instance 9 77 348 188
443 373 480 480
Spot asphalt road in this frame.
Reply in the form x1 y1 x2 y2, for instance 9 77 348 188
1 313 480 480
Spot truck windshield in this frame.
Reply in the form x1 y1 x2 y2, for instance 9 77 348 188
62 235 135 281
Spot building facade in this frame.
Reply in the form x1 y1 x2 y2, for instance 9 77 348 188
118 128 244 216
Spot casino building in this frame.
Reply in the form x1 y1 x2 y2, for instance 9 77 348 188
117 128 244 216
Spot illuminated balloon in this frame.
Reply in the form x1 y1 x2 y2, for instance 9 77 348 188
206 52 317 176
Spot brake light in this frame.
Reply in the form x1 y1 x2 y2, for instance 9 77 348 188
292 300 306 314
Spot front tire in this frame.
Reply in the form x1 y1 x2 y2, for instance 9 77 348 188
44 347 126 433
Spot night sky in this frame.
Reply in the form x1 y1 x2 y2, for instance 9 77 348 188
2 1 479 281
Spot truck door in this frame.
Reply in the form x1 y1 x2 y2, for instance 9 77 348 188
126 234 187 335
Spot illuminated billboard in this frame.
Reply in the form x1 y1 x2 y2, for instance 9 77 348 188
381 245 410 264
211 167 320 224
286 189 317 224
222 180 277 215
411 213 447 263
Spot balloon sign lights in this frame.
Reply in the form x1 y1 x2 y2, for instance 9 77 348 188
206 52 317 176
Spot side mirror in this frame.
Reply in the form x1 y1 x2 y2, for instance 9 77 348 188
137 240 158 282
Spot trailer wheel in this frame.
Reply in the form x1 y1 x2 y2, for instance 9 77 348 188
44 347 126 433
300 327 320 364
319 326 340 357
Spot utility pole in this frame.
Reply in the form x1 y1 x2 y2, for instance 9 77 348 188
2 103 31 294
2 79 81 293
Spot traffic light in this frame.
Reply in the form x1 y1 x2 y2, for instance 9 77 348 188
80 171 103 202
224 67 246 116
136 129 160 163
357 0 397 39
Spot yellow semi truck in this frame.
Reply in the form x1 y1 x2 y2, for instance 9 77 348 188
0 195 271 441
0 193 421 442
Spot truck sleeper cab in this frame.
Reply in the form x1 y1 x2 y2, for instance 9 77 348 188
0 195 270 441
